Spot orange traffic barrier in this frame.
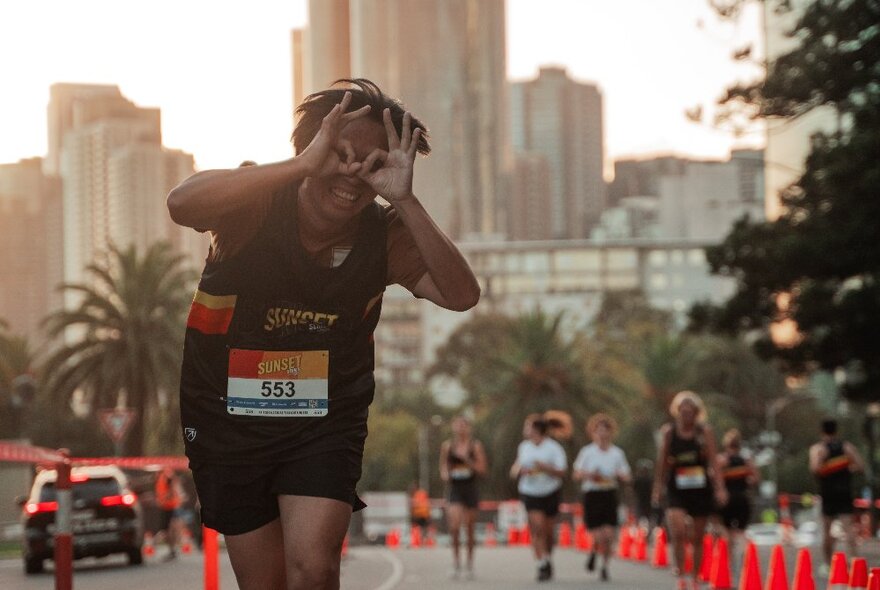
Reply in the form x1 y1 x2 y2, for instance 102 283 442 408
739 542 762 590
651 527 669 568
867 568 880 590
828 552 849 590
709 536 732 590
765 544 789 590
558 521 572 548
409 526 422 548
791 548 815 590
632 527 648 562
143 531 155 558
850 558 869 589
618 525 633 559
699 534 714 582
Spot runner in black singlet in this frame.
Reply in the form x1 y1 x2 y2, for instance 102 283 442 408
168 79 480 590
652 391 727 590
809 418 864 573
439 415 486 580
717 428 758 563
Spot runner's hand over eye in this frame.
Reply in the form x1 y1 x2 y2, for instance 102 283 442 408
358 109 421 203
296 91 371 178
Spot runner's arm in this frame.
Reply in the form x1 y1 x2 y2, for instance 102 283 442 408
473 441 488 476
844 441 865 473
652 425 671 504
439 441 450 482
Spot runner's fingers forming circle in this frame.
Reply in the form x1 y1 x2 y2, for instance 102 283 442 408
383 108 401 150
341 104 371 124
339 140 356 165
358 148 388 178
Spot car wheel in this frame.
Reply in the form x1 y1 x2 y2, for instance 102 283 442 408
24 556 44 575
127 548 144 566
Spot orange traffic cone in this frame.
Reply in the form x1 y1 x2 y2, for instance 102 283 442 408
850 558 869 589
739 542 762 590
507 526 519 546
652 527 669 568
409 526 422 548
867 568 880 590
426 525 437 548
143 531 155 558
828 552 849 590
700 534 714 582
558 521 572 548
385 528 400 549
791 548 815 590
765 544 789 590
484 523 498 547
633 527 648 562
341 533 349 557
684 542 695 574
575 522 589 551
520 525 531 546
180 527 193 555
709 536 733 590
618 526 633 559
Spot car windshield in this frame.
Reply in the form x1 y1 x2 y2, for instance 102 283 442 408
39 477 121 503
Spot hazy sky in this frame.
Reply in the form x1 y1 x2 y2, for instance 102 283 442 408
0 0 764 172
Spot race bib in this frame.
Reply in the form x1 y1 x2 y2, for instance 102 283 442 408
227 349 329 417
675 466 707 490
450 467 473 480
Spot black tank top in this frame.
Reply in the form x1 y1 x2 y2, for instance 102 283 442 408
723 454 749 494
818 440 852 500
667 425 709 491
179 186 388 464
447 440 477 484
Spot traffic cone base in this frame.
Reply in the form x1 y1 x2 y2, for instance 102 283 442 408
828 551 849 589
652 527 669 569
709 536 732 590
850 557 869 590
764 544 788 590
790 548 814 590
739 542 762 590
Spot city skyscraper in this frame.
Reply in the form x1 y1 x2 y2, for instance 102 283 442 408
293 0 512 240
510 66 605 239
0 158 63 337
56 84 204 290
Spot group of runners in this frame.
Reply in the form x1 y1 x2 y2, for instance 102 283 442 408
168 79 865 589
437 392 865 588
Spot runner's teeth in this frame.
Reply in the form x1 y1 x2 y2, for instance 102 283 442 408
332 188 357 202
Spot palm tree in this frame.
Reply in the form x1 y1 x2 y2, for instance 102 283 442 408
41 242 195 455
0 321 37 439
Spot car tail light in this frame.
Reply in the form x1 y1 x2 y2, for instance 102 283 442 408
100 493 137 507
25 501 58 515
70 474 90 483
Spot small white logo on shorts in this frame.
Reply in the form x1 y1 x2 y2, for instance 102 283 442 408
185 427 197 442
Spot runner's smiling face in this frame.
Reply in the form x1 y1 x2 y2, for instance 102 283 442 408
308 118 389 222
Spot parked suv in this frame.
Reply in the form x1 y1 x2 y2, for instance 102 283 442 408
19 465 144 574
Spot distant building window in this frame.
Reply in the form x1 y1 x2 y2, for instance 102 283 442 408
688 249 705 266
651 274 668 289
649 251 668 266
670 250 684 265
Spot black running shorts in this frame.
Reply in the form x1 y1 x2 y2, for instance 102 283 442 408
190 450 365 536
520 489 561 518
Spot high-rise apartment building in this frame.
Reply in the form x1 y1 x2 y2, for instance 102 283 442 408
57 84 204 289
510 67 605 239
293 0 512 240
0 158 63 337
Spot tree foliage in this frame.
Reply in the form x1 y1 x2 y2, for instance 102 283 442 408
692 0 880 401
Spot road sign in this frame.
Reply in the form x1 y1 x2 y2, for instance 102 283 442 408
98 408 136 443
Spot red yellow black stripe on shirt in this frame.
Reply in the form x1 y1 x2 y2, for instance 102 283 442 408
186 290 237 335
724 465 750 480
819 455 850 477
